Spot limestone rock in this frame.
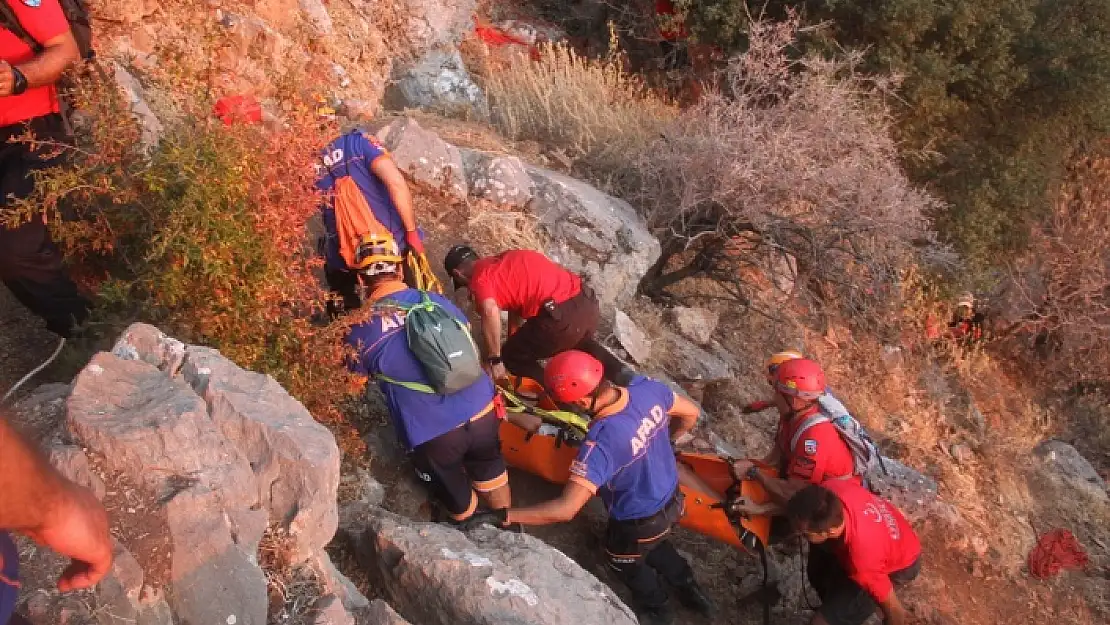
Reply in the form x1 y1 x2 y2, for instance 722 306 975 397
12 382 71 442
313 595 355 625
869 457 958 525
384 48 486 115
182 346 341 561
666 306 719 345
310 551 372 611
461 149 534 209
372 117 467 200
363 599 414 625
93 542 175 625
47 444 106 501
396 0 477 53
353 507 637 625
112 322 186 375
299 0 334 36
527 166 661 311
110 63 164 152
656 331 732 383
1035 440 1108 502
614 310 651 364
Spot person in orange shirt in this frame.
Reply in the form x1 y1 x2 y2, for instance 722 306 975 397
1 0 89 341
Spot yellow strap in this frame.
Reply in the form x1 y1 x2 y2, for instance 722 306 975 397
496 387 590 436
407 252 443 294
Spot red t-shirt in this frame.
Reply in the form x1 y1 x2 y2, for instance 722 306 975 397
1 0 68 127
469 250 582 319
824 480 921 602
775 409 859 484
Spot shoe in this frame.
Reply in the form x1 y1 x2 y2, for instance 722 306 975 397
635 604 675 625
674 578 716 617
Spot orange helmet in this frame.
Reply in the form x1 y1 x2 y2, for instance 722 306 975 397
544 350 604 403
766 350 804 378
774 358 826 401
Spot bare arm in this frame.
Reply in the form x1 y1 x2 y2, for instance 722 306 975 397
0 414 112 591
370 156 417 232
506 481 594 526
668 394 700 442
878 589 908 625
478 297 504 358
507 310 523 335
0 30 79 96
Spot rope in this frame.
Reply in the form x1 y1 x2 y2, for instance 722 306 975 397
407 252 443 294
2 338 65 404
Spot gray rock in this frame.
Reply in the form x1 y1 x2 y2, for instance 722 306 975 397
614 310 651 364
396 0 477 53
299 0 333 36
656 331 732 383
110 63 164 152
93 542 175 625
527 166 661 311
66 353 259 511
461 149 534 209
869 457 958 524
667 306 719 345
165 486 269 625
362 599 413 625
310 551 372 611
182 346 341 562
1035 440 1108 502
111 323 187 375
12 382 71 443
354 507 637 625
372 117 467 200
48 444 107 501
313 595 355 625
384 48 486 115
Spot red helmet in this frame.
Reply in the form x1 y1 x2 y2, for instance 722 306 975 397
774 358 826 401
544 350 604 403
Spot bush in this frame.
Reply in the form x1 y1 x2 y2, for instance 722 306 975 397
480 36 678 175
619 18 949 332
8 75 358 424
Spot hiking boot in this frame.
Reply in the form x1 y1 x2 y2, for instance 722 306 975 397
673 578 716 617
635 604 675 625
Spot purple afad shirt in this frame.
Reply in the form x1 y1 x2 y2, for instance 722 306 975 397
0 531 18 625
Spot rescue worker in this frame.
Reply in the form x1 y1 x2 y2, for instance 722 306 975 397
316 129 425 315
730 358 860 526
346 233 510 522
741 350 805 413
1 412 113 625
787 482 922 625
1 0 90 340
462 351 715 625
443 245 631 386
947 292 985 345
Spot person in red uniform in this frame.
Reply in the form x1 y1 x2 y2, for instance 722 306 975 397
787 482 922 625
1 0 90 340
741 350 805 414
443 245 631 387
730 359 860 533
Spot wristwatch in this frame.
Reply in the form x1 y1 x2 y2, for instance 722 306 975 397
745 465 761 481
486 356 503 366
11 66 28 96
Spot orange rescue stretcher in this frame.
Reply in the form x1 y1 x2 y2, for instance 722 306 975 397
497 378 773 552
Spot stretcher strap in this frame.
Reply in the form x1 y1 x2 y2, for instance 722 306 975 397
407 252 443 294
496 387 590 435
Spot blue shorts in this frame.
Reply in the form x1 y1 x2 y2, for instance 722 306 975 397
0 531 18 625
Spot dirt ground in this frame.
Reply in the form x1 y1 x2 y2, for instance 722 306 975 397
0 288 65 402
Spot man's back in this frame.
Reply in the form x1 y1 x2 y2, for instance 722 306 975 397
1 0 68 126
470 249 581 319
346 285 495 449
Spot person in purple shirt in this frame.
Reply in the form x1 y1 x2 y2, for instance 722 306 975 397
462 351 715 625
344 233 510 523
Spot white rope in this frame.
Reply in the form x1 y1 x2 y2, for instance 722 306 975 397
2 337 65 404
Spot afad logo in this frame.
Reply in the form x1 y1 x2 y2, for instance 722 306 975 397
630 405 667 455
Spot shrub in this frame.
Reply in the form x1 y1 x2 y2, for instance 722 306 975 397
480 35 678 175
619 18 949 332
8 74 358 425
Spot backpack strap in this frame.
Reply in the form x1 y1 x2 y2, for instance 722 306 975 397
0 1 44 54
789 413 830 454
375 373 436 394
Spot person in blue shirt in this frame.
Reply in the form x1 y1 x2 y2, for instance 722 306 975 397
463 350 715 625
345 232 510 522
317 129 425 316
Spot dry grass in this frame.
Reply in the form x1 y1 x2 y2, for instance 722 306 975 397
480 36 678 172
259 526 325 625
464 201 548 253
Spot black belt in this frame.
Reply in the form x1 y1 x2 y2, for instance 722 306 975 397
540 285 595 320
620 489 685 527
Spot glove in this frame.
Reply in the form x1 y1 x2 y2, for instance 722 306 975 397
456 508 509 531
405 230 425 254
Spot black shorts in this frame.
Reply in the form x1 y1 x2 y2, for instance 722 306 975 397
410 411 508 519
808 544 922 625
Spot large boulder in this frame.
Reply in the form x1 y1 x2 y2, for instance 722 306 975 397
373 117 468 200
47 444 107 501
384 48 486 115
182 345 341 561
666 306 719 345
869 457 959 525
352 507 638 625
1035 440 1108 503
527 167 661 311
614 310 651 364
655 330 733 383
395 0 477 53
461 149 534 209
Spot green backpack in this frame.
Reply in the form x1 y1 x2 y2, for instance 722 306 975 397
375 293 484 395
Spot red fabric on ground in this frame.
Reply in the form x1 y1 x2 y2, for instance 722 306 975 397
213 95 262 126
1028 529 1089 579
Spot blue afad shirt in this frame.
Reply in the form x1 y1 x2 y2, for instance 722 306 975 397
0 531 18 625
346 286 496 451
569 377 681 521
315 129 424 271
